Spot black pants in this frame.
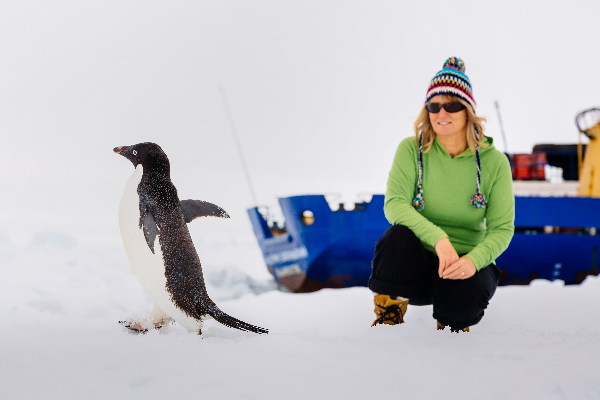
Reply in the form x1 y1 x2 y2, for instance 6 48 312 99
368 225 501 330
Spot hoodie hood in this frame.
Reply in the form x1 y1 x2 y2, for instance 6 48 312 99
433 135 496 159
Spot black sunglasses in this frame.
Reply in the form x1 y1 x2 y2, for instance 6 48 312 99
426 101 466 113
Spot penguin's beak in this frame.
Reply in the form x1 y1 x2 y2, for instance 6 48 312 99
113 146 129 155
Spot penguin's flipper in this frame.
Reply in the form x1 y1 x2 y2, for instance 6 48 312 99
139 200 159 253
180 200 230 223
205 303 268 334
142 213 159 253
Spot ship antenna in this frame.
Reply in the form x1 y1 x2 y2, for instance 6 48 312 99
494 101 509 153
219 86 259 205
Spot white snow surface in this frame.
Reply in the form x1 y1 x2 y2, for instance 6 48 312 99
1 223 599 400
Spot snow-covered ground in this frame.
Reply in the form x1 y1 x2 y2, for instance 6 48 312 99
1 223 599 400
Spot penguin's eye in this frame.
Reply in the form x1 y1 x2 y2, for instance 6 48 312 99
132 150 137 156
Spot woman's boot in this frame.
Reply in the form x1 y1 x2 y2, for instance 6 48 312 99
371 294 408 326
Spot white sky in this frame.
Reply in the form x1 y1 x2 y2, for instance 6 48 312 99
1 0 599 235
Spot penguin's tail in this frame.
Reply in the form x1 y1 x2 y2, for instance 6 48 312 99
206 303 268 334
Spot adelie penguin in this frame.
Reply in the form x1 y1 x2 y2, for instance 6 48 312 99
114 142 268 335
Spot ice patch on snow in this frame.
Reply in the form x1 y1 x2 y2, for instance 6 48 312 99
205 267 278 301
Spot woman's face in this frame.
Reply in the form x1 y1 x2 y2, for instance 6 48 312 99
428 95 468 139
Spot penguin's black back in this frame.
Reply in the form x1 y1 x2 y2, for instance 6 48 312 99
138 170 212 318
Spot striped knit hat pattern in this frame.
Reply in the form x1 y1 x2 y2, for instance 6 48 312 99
425 57 476 110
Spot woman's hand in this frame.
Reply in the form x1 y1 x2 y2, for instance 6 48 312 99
441 256 477 280
435 237 459 278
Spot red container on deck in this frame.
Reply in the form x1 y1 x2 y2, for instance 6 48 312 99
512 154 532 180
511 153 547 180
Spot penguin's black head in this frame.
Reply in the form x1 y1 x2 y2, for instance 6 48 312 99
113 142 170 172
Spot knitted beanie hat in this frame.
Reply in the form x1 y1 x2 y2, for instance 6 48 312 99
425 57 476 110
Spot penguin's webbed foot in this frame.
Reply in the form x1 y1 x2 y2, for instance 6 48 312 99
119 316 173 334
119 320 149 334
153 318 173 330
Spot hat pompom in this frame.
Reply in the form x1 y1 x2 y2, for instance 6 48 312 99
443 57 465 73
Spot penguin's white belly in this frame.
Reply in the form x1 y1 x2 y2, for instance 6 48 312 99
118 165 203 332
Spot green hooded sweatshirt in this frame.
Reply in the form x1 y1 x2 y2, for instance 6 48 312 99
384 136 515 270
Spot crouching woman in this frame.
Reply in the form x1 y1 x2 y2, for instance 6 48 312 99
369 57 514 332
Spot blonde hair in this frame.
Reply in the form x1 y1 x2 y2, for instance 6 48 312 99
413 96 487 152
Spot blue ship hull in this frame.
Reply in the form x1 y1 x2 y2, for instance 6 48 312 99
247 195 600 292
